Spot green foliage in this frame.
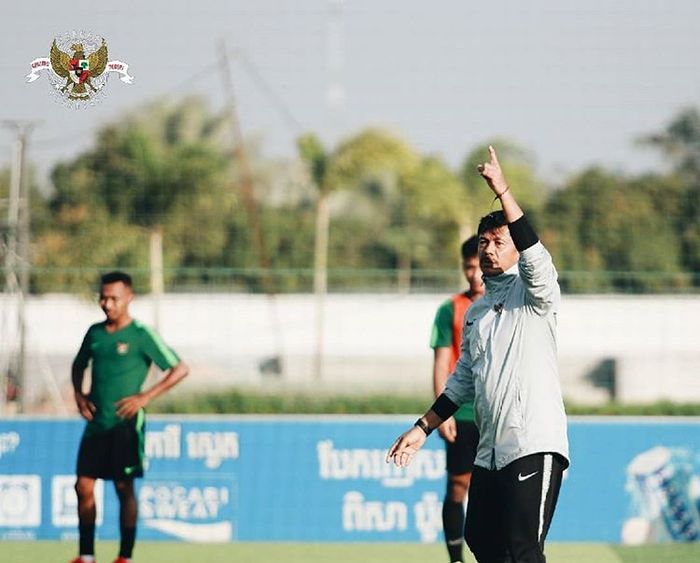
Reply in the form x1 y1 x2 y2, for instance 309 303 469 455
34 97 239 290
324 130 466 281
152 389 432 415
327 128 420 189
642 107 700 272
642 107 700 178
565 401 700 416
151 389 700 416
542 165 691 292
401 157 467 268
19 97 700 294
297 132 329 192
0 166 52 291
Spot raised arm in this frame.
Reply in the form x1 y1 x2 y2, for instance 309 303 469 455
477 145 523 223
478 146 558 313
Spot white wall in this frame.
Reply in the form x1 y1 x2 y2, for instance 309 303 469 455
7 293 700 406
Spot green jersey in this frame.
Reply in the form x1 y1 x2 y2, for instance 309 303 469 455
74 319 180 434
430 294 475 422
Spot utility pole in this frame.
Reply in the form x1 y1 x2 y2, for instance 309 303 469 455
326 0 346 114
218 40 284 376
149 228 164 332
312 0 346 380
218 41 271 277
1 120 38 413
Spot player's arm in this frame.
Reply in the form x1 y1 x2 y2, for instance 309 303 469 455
116 361 189 419
72 330 95 421
433 347 457 443
431 302 459 443
433 348 452 397
442 335 476 409
116 326 189 419
477 145 524 224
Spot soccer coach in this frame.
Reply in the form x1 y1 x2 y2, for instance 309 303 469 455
387 146 569 563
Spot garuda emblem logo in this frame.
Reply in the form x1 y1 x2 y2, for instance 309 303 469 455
51 39 108 99
27 31 133 108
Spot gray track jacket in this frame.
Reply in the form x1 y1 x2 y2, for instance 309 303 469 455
443 240 570 470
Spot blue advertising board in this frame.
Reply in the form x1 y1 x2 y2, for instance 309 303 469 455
0 416 698 543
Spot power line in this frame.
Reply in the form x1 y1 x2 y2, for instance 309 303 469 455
218 38 286 376
24 64 221 153
163 62 219 96
231 49 305 135
17 46 306 154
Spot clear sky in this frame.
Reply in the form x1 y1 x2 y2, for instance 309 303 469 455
2 0 699 186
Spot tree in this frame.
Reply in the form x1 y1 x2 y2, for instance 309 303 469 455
542 168 686 292
643 107 700 178
297 133 333 294
330 128 418 291
39 97 235 291
0 166 51 291
326 128 465 291
643 107 700 273
388 155 466 283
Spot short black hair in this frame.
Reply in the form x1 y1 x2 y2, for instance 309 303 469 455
461 235 479 259
100 271 133 288
477 210 508 235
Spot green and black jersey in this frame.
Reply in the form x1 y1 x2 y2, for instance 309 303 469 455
74 319 180 434
430 294 475 422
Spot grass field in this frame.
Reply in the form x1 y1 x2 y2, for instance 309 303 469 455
8 541 700 563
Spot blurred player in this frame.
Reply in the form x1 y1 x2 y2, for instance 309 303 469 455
69 271 189 563
430 235 484 563
387 146 569 563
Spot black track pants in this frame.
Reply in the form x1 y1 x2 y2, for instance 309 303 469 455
465 452 566 563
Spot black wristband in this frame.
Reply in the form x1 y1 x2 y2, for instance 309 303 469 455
430 393 459 421
414 418 432 436
508 215 539 252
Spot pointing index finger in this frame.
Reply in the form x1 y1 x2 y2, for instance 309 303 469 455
489 145 499 165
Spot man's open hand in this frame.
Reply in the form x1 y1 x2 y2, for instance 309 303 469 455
386 425 427 468
75 392 96 421
115 392 149 420
438 416 458 443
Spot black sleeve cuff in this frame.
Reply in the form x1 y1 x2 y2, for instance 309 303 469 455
508 215 539 252
430 393 459 421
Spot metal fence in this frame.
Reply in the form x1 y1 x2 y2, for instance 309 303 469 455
8 266 700 295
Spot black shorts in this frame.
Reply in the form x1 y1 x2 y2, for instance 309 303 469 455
444 420 479 475
76 413 146 480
